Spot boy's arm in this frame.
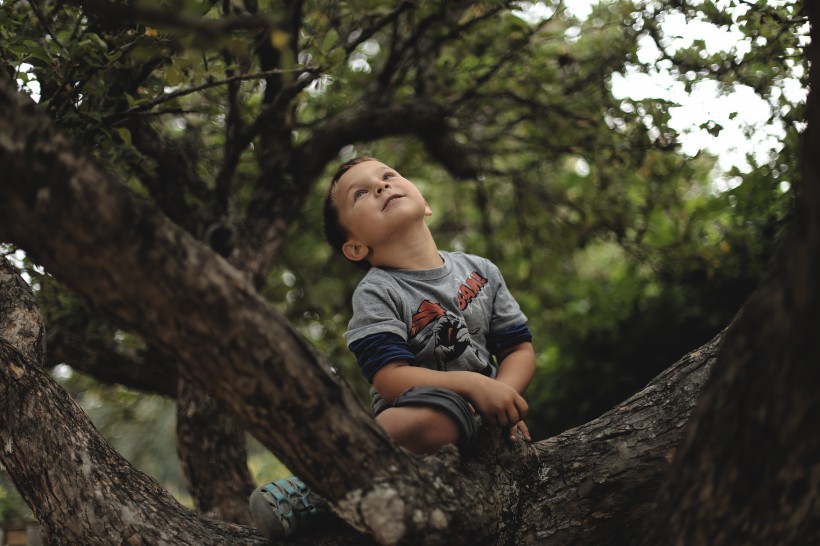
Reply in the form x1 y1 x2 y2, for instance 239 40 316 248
495 341 536 394
372 362 529 428
495 341 536 442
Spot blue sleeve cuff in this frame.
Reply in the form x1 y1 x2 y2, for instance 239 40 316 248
487 323 532 360
348 332 415 383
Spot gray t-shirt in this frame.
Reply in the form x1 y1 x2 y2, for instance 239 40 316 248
345 251 528 411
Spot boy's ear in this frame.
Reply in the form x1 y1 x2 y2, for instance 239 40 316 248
342 240 370 262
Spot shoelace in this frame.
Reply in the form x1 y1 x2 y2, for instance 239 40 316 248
262 477 317 534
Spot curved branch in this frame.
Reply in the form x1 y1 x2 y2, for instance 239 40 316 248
294 101 481 185
0 340 268 545
232 100 482 285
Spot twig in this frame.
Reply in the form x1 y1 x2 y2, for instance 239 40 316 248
104 66 319 122
27 0 66 50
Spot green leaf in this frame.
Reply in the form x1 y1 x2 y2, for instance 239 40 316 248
322 29 339 52
116 127 132 146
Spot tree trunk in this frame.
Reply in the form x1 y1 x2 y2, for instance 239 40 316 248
0 258 265 545
176 376 255 524
640 7 820 544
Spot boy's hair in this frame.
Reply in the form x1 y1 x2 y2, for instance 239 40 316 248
323 156 375 270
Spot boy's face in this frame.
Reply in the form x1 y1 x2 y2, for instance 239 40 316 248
333 160 432 262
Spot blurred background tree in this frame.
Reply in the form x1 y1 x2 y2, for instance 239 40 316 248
0 0 807 524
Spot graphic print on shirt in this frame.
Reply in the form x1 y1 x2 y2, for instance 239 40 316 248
457 271 488 311
409 270 489 371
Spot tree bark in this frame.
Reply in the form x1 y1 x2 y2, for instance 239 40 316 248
0 259 45 365
176 376 255 524
506 332 720 545
0 257 266 545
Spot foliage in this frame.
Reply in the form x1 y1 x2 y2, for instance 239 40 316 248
0 476 33 525
0 0 807 511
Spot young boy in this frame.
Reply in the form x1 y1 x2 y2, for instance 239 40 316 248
250 156 535 539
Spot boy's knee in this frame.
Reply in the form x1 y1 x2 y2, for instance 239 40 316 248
376 405 459 453
380 404 451 431
380 386 480 452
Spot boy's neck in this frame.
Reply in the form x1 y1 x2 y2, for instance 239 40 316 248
368 223 443 270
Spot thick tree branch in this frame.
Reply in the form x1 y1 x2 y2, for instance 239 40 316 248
508 329 721 544
0 257 264 544
0 339 269 545
0 77 510 544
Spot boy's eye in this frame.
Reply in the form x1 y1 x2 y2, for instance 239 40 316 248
354 189 367 200
383 172 395 180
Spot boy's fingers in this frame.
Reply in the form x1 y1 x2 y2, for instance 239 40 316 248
518 420 532 441
508 426 518 442
507 421 532 443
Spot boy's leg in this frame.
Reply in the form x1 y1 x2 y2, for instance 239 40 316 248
376 406 460 454
376 386 479 455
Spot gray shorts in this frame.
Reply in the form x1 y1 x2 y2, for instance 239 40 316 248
378 386 482 451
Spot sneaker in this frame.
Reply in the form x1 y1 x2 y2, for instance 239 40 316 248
249 477 318 540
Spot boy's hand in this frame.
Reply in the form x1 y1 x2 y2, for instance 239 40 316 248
507 420 532 443
468 374 529 428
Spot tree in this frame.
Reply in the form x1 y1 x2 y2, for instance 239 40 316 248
0 0 817 544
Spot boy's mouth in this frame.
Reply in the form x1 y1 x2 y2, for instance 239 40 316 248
383 194 402 210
